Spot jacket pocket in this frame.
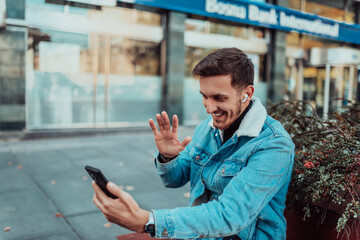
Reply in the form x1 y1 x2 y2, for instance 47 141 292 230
190 146 209 166
216 159 244 192
189 146 209 188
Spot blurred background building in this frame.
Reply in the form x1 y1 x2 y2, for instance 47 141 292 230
0 0 359 132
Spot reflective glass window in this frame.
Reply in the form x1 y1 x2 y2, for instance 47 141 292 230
26 3 162 129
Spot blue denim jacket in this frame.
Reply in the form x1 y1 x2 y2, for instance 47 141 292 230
152 98 295 239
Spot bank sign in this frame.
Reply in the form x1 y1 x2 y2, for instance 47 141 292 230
118 0 360 44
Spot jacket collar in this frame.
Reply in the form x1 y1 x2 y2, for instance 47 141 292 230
208 97 267 138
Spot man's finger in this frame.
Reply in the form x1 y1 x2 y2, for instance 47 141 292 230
156 113 164 131
92 193 104 210
106 182 123 199
149 119 159 136
181 136 192 149
172 115 178 134
92 181 108 203
161 111 170 131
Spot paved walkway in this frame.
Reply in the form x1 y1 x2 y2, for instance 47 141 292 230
0 127 194 240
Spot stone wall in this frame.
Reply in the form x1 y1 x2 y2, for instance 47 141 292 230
0 29 26 130
0 0 26 130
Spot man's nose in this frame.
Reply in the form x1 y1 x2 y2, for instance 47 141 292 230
204 99 217 114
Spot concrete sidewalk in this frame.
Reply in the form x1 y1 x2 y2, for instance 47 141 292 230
0 127 194 240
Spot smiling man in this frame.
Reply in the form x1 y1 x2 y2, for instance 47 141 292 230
92 48 295 240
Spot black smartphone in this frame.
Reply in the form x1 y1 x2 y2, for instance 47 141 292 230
85 165 117 199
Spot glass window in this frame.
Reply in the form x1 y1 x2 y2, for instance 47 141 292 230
288 0 354 24
26 4 162 129
28 29 95 127
345 2 356 24
286 32 301 47
305 1 345 22
288 0 303 11
107 38 161 123
185 19 264 39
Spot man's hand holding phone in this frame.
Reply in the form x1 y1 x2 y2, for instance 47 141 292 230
91 180 149 233
86 166 149 233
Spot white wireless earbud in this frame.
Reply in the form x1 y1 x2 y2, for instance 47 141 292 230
241 94 249 103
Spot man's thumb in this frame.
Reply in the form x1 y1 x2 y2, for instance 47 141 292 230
107 182 121 197
181 136 192 148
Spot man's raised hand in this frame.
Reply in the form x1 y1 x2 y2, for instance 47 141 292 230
149 111 191 158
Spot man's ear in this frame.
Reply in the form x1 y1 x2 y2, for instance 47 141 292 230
243 85 254 102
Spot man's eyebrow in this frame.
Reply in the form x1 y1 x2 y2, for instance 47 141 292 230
199 91 227 98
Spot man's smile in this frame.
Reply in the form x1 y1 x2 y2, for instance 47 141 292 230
212 111 226 119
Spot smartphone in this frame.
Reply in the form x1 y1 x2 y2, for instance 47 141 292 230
85 165 117 199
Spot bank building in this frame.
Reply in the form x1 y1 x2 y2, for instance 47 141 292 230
0 0 359 133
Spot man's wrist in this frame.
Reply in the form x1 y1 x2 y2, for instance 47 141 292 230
144 211 155 237
158 153 178 163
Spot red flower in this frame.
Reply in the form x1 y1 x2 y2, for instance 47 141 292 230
304 161 315 169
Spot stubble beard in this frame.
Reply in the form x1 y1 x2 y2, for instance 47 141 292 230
213 104 242 130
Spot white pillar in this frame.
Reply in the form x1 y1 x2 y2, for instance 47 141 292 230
323 63 331 119
348 65 355 103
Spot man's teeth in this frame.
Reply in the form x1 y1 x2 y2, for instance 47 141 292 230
214 113 223 117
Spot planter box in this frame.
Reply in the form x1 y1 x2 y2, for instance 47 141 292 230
285 205 360 240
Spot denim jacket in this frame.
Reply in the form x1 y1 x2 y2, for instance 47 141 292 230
152 98 295 240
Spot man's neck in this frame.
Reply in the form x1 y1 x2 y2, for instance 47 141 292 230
222 101 253 144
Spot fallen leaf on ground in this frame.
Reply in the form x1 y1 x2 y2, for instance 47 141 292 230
82 176 88 181
17 165 23 170
51 180 56 185
125 186 134 191
8 161 13 166
183 192 190 198
54 213 63 217
104 222 112 228
4 226 10 232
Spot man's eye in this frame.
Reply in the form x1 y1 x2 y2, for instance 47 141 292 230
214 97 226 101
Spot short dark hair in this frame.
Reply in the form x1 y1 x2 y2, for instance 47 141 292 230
192 48 254 90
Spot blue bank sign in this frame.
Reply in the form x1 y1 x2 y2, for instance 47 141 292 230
118 0 360 44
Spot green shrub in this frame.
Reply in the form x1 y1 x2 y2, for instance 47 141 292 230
268 100 360 233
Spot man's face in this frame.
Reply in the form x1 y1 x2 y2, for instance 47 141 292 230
199 75 244 130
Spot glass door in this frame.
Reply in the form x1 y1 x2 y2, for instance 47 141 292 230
303 64 358 118
323 64 358 118
285 58 304 100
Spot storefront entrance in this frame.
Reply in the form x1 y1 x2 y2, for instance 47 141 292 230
304 48 360 118
25 3 163 129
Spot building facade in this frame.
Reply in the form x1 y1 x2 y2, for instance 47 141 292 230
0 0 360 131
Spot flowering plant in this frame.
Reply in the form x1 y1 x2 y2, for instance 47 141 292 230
267 100 360 234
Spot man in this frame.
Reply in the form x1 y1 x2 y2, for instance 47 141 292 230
92 48 295 239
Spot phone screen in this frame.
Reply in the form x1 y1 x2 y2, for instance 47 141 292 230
85 165 117 199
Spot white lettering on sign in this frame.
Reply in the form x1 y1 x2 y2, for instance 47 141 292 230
280 12 339 37
206 0 246 19
204 0 340 39
249 5 278 25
